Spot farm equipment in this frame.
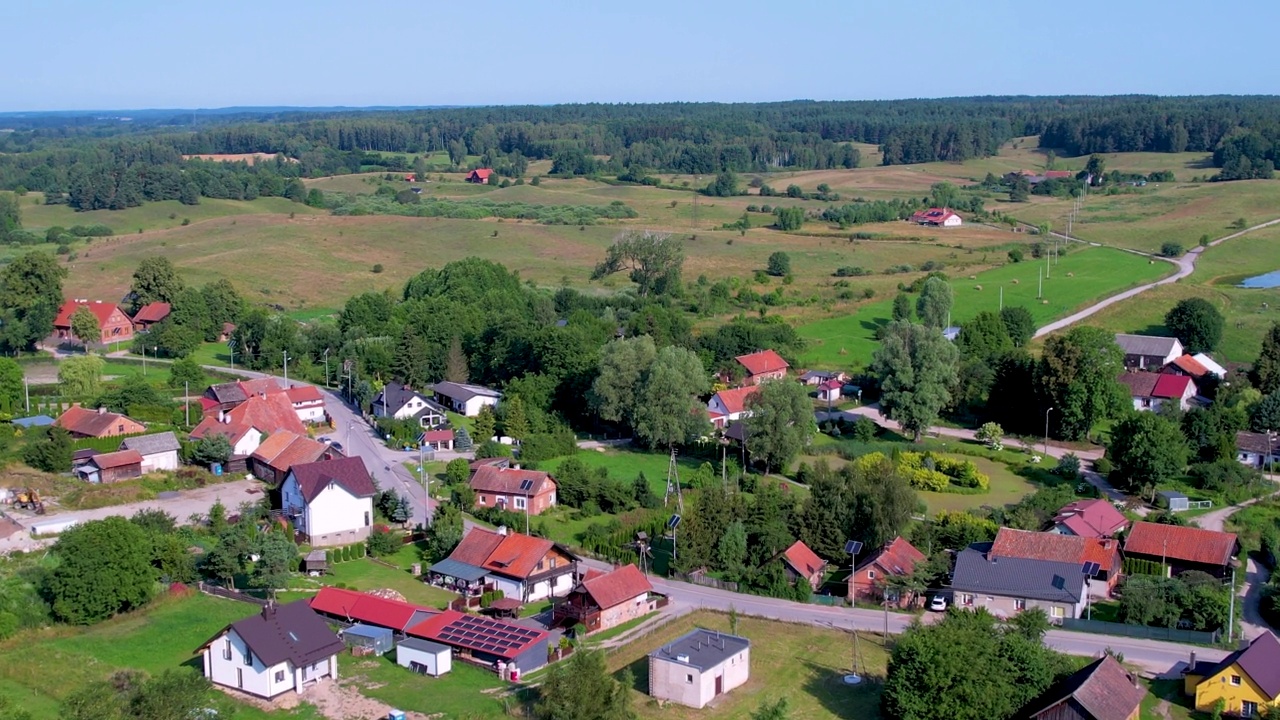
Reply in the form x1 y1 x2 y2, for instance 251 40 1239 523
13 489 45 515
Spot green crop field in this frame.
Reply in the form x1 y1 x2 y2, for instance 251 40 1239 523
1064 224 1280 362
797 245 1173 369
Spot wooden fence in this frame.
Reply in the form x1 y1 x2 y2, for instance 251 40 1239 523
675 570 739 593
197 581 267 606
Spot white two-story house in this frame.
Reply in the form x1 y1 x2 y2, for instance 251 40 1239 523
280 456 377 547
706 386 758 429
372 381 449 427
198 600 344 700
285 385 327 424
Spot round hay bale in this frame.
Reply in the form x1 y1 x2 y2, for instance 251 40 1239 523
975 285 983 290
1042 299 1049 305
968 275 977 280
1012 278 1020 285
1066 272 1074 277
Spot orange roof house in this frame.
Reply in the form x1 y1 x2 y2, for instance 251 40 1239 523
55 406 146 439
469 465 557 516
851 536 925 604
552 564 657 633
131 302 171 330
54 299 135 345
465 168 493 184
734 350 790 385
249 432 334 486
777 540 827 591
441 527 580 603
706 386 760 428
1124 522 1239 578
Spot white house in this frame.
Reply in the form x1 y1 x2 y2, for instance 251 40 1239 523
648 628 751 709
189 415 266 457
372 381 449 426
1237 431 1280 470
706 386 758 429
910 208 962 227
396 637 452 676
432 381 502 417
198 600 344 700
285 385 327 424
281 456 377 547
118 431 181 473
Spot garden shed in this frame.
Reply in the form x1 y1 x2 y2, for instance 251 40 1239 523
396 637 452 676
1157 490 1189 512
343 623 394 655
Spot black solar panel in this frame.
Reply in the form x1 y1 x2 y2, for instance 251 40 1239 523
519 478 534 491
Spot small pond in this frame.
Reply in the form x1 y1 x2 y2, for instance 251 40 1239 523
1239 270 1280 289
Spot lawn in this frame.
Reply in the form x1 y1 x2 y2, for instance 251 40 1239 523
0 592 324 718
338 653 514 718
915 454 1042 514
292 552 456 610
608 611 887 720
797 245 1172 368
1073 223 1280 362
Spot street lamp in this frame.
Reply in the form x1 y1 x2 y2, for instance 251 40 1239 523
1044 407 1055 457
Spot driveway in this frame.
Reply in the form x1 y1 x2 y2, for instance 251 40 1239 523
1195 485 1280 641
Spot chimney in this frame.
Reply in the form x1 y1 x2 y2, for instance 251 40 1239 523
497 525 508 536
97 407 107 415
512 464 520 471
261 601 276 620
1189 651 1196 671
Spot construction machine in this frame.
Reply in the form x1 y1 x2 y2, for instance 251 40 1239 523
14 489 45 515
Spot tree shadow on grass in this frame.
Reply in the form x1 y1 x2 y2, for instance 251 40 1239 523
799 658 883 720
860 318 888 335
614 655 649 694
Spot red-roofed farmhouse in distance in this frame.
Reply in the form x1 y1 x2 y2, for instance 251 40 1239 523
734 349 790 385
54 299 135 345
465 168 493 184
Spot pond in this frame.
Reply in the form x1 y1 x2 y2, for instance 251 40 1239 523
1239 270 1280 288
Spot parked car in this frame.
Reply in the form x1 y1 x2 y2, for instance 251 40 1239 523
929 595 947 612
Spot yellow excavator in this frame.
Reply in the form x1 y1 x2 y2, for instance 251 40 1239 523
13 489 45 515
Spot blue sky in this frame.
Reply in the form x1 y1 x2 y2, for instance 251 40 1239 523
3 0 1277 111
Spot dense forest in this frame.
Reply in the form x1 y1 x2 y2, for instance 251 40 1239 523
1 96 1279 209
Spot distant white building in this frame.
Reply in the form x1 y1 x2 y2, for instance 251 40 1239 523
649 628 751 709
198 601 343 700
118 431 181 473
280 456 377 547
372 382 449 425
432 381 502 417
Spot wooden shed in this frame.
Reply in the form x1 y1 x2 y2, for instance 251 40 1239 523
77 449 144 484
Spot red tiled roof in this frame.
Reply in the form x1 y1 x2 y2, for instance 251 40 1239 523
712 386 759 415
91 449 143 470
859 536 925 577
1052 499 1128 538
991 527 1120 573
447 527 571 580
1124 522 1238 567
449 528 508 567
252 432 329 472
54 299 126 328
1043 170 1074 179
581 564 652 610
735 349 789 377
132 302 171 324
1151 373 1193 399
421 429 454 442
819 378 844 391
1168 355 1210 378
229 393 306 436
55 406 142 437
1022 655 1145 720
407 609 547 660
289 456 376 502
1117 372 1159 398
780 540 826 578
909 207 960 223
469 466 554 496
309 587 435 631
188 415 255 444
285 385 324 403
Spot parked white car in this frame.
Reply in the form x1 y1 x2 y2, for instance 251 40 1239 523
929 595 948 612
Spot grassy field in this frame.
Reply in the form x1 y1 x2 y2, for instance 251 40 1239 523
915 454 1041 514
286 547 456 609
608 611 886 720
0 592 323 719
338 653 511 718
796 245 1173 368
20 193 323 234
1063 223 1280 362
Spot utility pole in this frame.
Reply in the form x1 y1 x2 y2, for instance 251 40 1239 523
323 348 330 388
1038 267 1043 299
1044 407 1054 457
1228 564 1237 643
185 381 190 426
282 351 290 387
999 286 1003 311
142 345 147 375
23 376 29 413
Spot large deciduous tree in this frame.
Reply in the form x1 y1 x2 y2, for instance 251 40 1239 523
69 306 100 347
915 277 953 329
0 251 67 352
1255 323 1280 394
872 321 959 439
1108 412 1189 492
957 311 1012 361
1164 298 1224 354
743 378 817 473
0 357 24 414
590 335 657 430
58 354 105 396
536 649 634 720
45 517 155 624
1000 306 1036 347
632 346 709 448
591 230 683 297
129 257 185 311
1037 326 1126 441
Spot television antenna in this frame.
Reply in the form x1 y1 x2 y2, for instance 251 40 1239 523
664 447 684 512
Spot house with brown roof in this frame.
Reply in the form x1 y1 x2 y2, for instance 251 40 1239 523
1184 631 1280 716
197 600 343 700
54 299 134 345
851 536 926 606
1123 521 1239 578
131 302 171 331
192 392 308 460
436 527 579 602
1237 431 1280 470
1118 371 1197 412
734 349 790 385
1018 654 1144 720
1050 499 1129 539
281 456 377 547
991 528 1121 596
250 432 335 486
552 564 657 633
706 386 759 429
775 540 827 591
54 406 146 439
76 449 144 484
469 465 557 516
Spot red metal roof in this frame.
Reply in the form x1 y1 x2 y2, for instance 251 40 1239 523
780 540 826 578
54 299 126 328
132 302 171 324
285 385 324 403
309 587 435 631
421 429 455 442
1052 499 1128 538
1124 522 1238 567
407 609 548 660
711 386 759 415
735 349 789 377
467 168 494 180
819 378 844 391
1151 373 1193 399
909 207 959 224
991 527 1120 573
91 449 143 470
580 564 652 610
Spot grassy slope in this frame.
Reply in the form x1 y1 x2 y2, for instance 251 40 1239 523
797 245 1172 368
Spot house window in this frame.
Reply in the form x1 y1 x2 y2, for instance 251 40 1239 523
1015 599 1026 611
245 650 253 666
1244 701 1258 717
275 670 285 682
223 638 232 661
515 497 527 510
479 495 486 505
549 492 556 505
867 570 876 580
550 557 557 568
536 560 544 571
364 511 371 527
118 424 124 432
1050 606 1065 618
685 674 693 684
959 594 973 606
1231 675 1242 686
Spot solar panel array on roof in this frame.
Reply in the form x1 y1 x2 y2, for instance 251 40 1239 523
435 615 541 656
